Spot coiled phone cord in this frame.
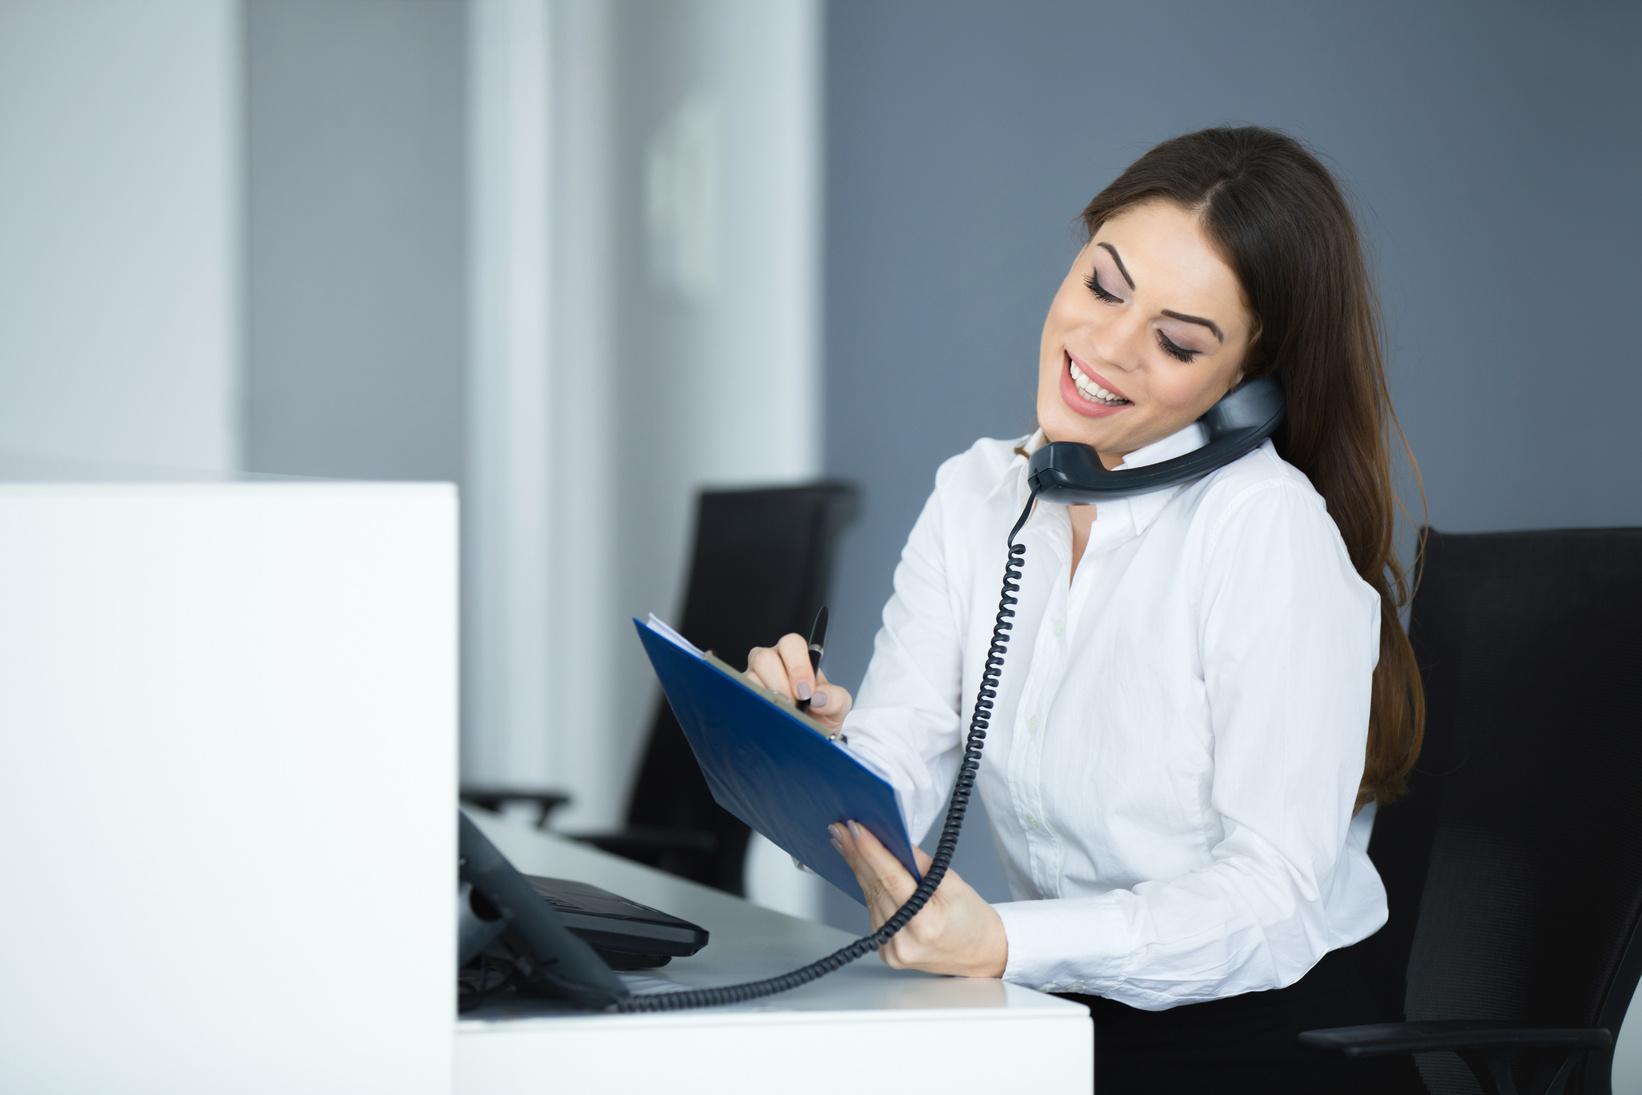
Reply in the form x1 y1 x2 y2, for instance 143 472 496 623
614 496 1037 1013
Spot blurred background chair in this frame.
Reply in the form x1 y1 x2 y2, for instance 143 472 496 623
463 481 859 896
1302 527 1642 1095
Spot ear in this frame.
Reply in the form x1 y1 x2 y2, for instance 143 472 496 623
1236 314 1263 385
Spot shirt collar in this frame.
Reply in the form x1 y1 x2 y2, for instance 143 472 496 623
1014 420 1209 540
1113 420 1210 470
1018 419 1208 466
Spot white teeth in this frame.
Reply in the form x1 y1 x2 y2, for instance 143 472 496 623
1068 359 1127 404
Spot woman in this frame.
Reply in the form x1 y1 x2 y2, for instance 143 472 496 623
747 126 1424 1093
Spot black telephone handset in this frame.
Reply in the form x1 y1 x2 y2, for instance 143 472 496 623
458 811 630 1011
1027 375 1286 504
469 377 1289 1013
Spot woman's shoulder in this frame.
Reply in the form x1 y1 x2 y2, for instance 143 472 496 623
1193 438 1328 518
1184 440 1351 558
930 434 1032 497
1187 441 1365 586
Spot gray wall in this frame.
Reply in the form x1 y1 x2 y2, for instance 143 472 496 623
820 0 1642 932
0 0 239 472
245 0 466 481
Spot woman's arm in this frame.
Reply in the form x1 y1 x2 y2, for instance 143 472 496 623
834 470 973 843
743 456 972 841
830 820 1007 977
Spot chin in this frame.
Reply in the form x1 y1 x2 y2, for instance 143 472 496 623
1040 410 1111 449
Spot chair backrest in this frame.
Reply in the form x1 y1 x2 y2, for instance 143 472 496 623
625 482 860 894
1354 527 1642 1095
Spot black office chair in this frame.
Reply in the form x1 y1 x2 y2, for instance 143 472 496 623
1301 527 1642 1095
464 481 860 896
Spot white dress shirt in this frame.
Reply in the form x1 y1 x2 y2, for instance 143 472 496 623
842 422 1388 1011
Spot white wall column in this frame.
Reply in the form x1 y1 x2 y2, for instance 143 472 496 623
543 0 622 827
464 0 561 793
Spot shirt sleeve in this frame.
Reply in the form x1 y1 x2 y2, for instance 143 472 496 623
992 480 1384 1009
839 469 969 843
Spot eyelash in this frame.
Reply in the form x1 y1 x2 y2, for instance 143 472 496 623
1085 271 1201 363
1084 272 1120 304
1156 332 1198 363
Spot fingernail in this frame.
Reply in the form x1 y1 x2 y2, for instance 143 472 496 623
847 820 862 840
828 823 842 840
811 689 828 708
795 681 812 701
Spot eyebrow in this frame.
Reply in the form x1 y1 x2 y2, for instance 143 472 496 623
1096 243 1134 289
1161 310 1225 343
1097 242 1226 344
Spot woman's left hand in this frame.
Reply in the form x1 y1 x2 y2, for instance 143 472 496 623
829 821 1008 978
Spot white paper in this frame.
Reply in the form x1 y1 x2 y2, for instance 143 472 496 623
646 613 704 657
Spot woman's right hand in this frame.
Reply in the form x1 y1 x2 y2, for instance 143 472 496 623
745 633 853 735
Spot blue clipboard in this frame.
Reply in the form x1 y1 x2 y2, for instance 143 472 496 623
634 617 921 905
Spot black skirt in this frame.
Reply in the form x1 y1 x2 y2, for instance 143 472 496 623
1054 944 1425 1094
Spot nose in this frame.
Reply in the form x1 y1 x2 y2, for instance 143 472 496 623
1083 309 1149 375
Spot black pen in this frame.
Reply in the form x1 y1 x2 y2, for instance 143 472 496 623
795 605 828 714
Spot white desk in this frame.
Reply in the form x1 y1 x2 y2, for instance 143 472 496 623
0 459 1087 1094
458 814 1092 1094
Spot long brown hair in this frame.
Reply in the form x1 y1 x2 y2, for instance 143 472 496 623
1080 126 1424 806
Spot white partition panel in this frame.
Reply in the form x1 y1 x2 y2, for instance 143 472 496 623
0 478 457 1094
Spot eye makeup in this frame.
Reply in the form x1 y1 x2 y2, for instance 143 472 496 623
1156 331 1199 363
1085 269 1121 304
1082 244 1217 364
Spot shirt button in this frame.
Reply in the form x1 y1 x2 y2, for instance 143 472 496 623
1026 714 1040 735
1052 617 1066 637
1068 980 1086 993
1025 814 1042 830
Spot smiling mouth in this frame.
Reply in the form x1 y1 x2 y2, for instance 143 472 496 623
1067 354 1131 405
